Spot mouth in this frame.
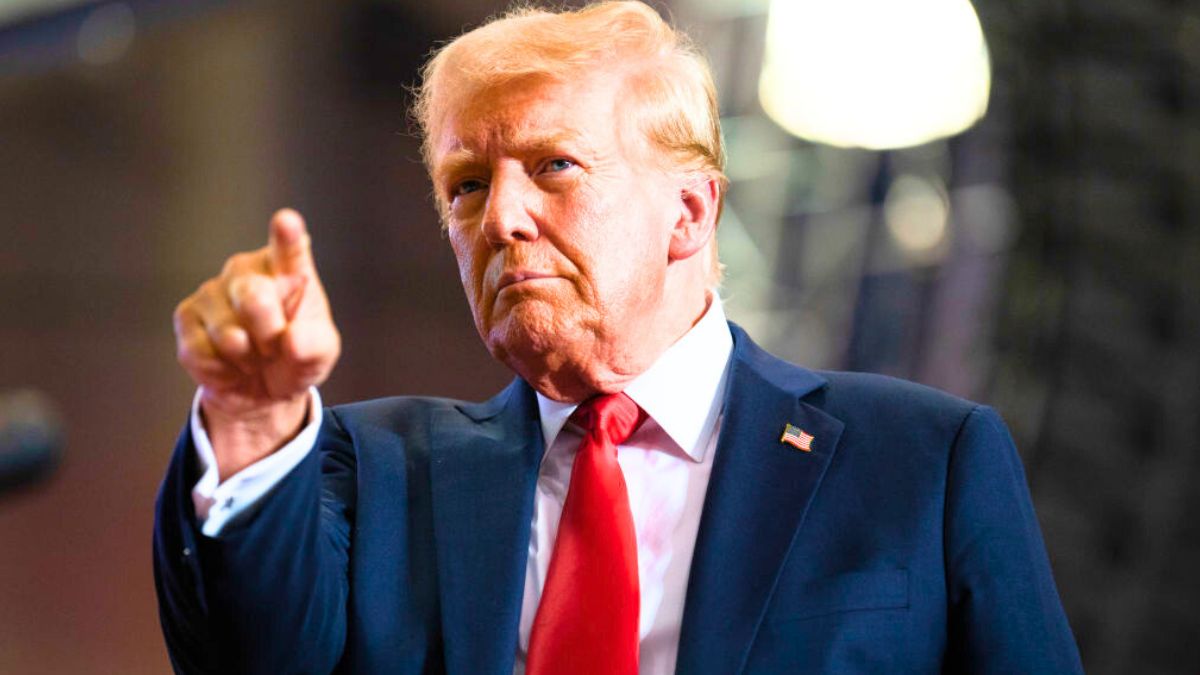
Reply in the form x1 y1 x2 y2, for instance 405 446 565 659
496 270 555 292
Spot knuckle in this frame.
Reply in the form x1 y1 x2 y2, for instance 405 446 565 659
234 286 283 329
242 286 275 314
199 278 222 300
212 325 237 347
177 332 208 363
172 300 191 329
228 273 256 297
212 325 251 359
175 342 192 366
227 270 249 291
222 252 251 275
176 342 208 373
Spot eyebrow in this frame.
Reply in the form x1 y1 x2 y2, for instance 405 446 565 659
433 128 587 185
510 129 583 152
433 149 483 187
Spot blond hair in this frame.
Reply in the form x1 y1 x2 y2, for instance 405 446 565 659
413 1 727 281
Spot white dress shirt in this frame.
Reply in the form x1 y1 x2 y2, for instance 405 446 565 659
190 387 323 535
191 297 734 675
519 297 732 675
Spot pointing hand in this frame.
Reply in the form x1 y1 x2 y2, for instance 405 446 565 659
173 209 341 479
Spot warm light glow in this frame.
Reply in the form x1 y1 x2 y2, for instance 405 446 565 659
759 0 991 150
884 174 949 256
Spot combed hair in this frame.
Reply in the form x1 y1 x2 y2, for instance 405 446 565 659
413 1 728 232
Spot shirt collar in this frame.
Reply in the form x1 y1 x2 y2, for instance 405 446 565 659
536 295 733 462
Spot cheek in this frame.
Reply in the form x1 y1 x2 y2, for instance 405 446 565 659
448 229 486 301
599 199 671 268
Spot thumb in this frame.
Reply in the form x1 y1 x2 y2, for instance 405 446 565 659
268 208 316 277
275 274 309 322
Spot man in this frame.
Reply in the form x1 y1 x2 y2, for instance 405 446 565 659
154 2 1084 674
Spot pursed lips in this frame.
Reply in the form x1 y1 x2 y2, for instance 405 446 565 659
496 270 557 292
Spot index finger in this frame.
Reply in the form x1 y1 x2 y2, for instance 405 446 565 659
268 208 315 276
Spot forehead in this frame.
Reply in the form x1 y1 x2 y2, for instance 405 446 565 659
429 73 626 171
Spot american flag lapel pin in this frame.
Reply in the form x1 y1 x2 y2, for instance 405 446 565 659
780 423 814 452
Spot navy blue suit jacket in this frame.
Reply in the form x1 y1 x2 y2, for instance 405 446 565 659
154 324 1083 673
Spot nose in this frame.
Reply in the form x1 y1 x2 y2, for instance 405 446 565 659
481 166 539 247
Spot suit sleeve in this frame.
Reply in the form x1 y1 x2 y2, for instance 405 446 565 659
942 405 1083 674
153 407 357 674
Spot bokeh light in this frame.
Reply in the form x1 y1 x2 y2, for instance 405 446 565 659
759 0 992 149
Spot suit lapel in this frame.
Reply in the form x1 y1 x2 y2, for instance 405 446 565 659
430 378 544 675
676 325 845 675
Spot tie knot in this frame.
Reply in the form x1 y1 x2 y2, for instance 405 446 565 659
570 392 645 446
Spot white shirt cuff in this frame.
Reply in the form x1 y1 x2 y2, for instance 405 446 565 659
189 387 323 537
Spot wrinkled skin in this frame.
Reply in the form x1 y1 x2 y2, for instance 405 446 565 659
431 72 719 401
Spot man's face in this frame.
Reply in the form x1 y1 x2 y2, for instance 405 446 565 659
430 72 682 388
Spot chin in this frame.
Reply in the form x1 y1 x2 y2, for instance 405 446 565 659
483 302 580 369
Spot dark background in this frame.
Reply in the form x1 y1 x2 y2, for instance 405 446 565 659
0 0 1196 672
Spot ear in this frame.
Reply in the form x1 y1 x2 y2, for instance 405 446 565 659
668 176 721 262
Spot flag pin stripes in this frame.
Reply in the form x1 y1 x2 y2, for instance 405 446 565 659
780 423 814 452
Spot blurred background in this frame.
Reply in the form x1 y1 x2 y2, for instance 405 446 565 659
0 0 1196 671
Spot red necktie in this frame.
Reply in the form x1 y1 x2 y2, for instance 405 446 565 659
526 392 646 675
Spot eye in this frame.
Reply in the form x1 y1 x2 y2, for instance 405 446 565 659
451 178 487 199
542 158 575 173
